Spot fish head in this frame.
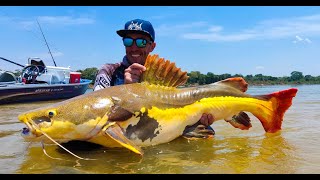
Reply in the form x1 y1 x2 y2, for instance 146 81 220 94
18 96 115 143
19 108 57 138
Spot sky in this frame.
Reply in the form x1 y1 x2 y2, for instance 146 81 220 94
1 6 320 77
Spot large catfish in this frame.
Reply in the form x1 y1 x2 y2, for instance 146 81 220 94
18 54 298 155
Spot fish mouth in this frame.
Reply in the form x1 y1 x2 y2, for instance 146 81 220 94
19 115 43 137
21 124 43 138
22 127 30 135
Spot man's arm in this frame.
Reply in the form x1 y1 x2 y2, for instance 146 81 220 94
93 63 120 91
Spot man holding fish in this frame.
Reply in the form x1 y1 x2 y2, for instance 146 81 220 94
93 19 215 139
18 19 297 156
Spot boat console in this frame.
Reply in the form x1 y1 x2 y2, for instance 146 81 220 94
21 58 72 84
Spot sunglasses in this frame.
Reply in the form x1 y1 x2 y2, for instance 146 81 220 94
123 37 152 48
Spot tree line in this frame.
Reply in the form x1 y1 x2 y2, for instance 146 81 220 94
78 67 320 85
5 67 318 85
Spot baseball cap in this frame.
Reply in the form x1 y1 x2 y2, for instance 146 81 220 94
117 19 155 42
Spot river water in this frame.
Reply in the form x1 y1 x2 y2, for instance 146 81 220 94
0 85 319 174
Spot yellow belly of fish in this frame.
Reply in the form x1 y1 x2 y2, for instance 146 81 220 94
113 96 271 147
198 96 272 119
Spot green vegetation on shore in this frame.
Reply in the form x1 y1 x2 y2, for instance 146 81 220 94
77 67 319 86
5 67 315 86
185 70 319 86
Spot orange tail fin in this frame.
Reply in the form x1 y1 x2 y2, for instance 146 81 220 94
253 88 298 133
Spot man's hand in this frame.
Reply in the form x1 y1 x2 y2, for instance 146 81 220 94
124 63 146 84
199 113 214 126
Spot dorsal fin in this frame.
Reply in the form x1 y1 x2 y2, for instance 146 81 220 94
141 54 189 87
214 77 248 92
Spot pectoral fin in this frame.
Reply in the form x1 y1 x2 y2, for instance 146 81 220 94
103 122 143 155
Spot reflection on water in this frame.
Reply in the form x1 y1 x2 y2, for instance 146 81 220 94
14 132 298 174
0 85 319 173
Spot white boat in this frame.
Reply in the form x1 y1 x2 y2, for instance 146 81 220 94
0 57 92 105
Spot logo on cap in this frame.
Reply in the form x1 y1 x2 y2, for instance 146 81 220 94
128 21 143 31
117 19 155 41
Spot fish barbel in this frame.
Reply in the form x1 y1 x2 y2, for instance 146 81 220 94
18 54 298 155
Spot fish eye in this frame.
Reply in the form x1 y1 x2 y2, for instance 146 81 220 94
47 110 57 118
48 111 54 118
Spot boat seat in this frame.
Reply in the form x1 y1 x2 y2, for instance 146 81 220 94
0 71 17 83
36 74 53 84
35 74 61 84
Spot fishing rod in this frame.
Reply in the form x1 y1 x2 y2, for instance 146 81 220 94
36 19 57 67
0 57 25 68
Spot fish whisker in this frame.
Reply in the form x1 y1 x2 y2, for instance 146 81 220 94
40 129 97 161
29 120 97 161
41 140 66 161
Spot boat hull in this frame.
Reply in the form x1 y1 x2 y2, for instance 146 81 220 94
0 79 91 105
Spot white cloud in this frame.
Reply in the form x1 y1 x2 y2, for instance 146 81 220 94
37 51 64 60
295 35 303 41
182 33 255 42
181 13 320 42
208 26 223 32
305 38 312 43
150 13 176 20
8 15 95 30
293 35 312 44
0 16 9 22
156 21 208 36
38 16 95 25
255 66 264 70
297 14 320 21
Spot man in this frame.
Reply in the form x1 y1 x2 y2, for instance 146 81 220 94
93 19 215 138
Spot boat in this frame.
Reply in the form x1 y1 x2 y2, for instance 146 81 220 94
0 57 92 105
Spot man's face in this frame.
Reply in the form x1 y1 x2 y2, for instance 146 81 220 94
124 33 156 65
